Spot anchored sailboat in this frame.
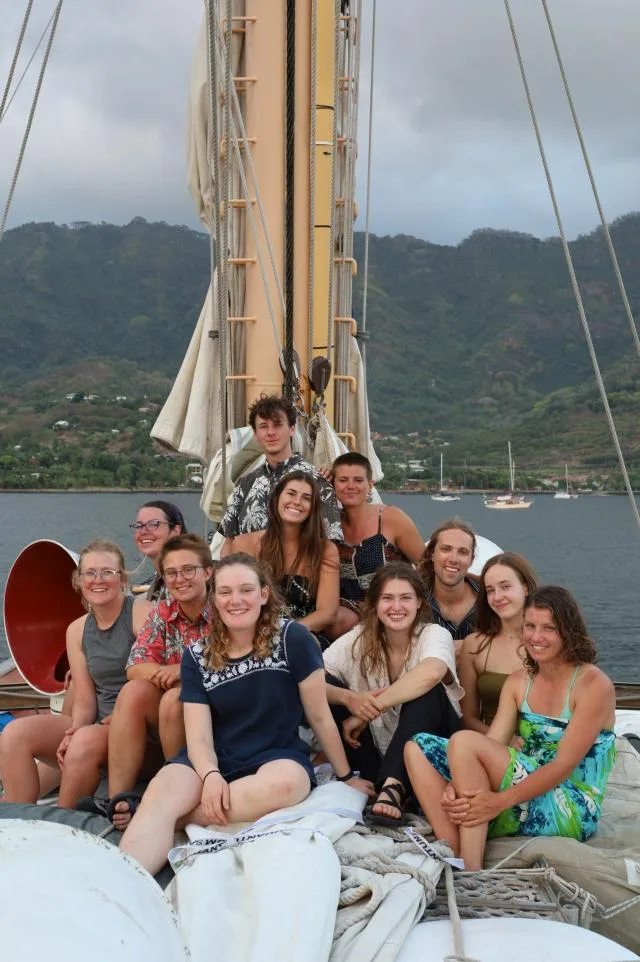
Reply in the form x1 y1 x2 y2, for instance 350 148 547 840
554 464 579 500
431 452 460 502
484 442 533 510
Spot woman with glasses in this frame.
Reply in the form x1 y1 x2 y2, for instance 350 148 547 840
0 541 151 806
101 533 213 830
232 470 339 647
130 501 187 601
120 553 374 876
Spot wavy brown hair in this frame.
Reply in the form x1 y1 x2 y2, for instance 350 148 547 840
418 519 476 591
356 562 432 683
72 540 128 611
248 393 297 429
473 552 538 653
523 586 597 675
258 470 326 595
204 553 283 671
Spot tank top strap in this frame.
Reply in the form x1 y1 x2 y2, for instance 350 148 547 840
377 506 384 534
520 673 535 713
481 637 494 673
561 665 581 719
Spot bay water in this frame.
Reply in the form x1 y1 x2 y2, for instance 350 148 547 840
0 491 638 682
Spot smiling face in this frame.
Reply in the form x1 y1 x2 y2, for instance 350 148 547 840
161 549 212 607
277 478 313 525
431 528 474 588
253 415 295 463
523 605 564 666
133 506 181 562
212 563 269 633
333 463 372 508
376 578 421 634
484 563 529 621
78 550 125 607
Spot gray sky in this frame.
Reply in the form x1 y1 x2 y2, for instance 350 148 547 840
1 0 638 244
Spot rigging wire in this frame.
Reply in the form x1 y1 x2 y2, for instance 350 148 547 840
284 0 296 398
0 0 35 122
307 0 318 386
503 0 640 533
0 0 64 245
540 0 640 361
359 0 377 374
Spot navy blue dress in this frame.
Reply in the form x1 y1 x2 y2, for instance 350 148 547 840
179 619 323 785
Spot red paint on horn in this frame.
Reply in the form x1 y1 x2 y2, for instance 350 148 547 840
3 541 85 696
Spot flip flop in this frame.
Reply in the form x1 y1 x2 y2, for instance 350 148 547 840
76 796 109 818
107 791 142 825
367 780 407 827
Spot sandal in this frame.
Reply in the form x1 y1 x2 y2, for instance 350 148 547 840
76 796 109 818
367 780 407 827
107 791 142 827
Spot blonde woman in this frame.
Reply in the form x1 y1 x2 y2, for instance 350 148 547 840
0 541 150 806
120 553 374 875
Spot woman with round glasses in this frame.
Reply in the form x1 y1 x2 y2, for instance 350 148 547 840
232 470 339 647
0 541 151 805
101 533 213 830
130 501 187 601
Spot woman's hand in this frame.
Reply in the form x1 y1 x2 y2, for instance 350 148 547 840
441 783 472 825
345 775 376 798
149 665 181 690
56 726 80 767
342 715 367 748
346 689 384 722
510 734 524 750
456 789 503 827
200 772 231 826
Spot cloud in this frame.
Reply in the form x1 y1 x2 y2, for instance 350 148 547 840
1 0 638 243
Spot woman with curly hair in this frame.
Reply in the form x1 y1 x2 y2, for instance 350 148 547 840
232 470 339 644
405 586 617 870
120 553 374 874
459 553 538 734
323 562 463 826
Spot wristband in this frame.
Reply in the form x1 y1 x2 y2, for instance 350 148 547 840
202 769 221 782
336 768 355 782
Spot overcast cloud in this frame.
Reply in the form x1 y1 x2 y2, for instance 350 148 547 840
1 0 638 244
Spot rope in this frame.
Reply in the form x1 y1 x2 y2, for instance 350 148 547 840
0 7 57 125
359 0 377 374
540 0 640 362
307 0 318 384
0 0 63 245
219 0 233 488
284 0 296 398
443 864 482 962
0 0 34 121
502 0 640 534
325 0 340 409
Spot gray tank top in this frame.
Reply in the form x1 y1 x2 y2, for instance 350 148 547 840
81 595 135 722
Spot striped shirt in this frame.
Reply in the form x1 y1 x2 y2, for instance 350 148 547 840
423 577 479 641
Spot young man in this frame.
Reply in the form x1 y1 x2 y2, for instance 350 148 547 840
219 393 342 555
419 520 478 645
328 452 426 638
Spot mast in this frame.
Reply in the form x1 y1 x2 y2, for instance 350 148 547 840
440 452 444 491
508 441 514 492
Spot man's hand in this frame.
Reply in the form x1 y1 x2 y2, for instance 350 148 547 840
148 665 181 690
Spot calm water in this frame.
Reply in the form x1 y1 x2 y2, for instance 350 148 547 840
1 491 638 681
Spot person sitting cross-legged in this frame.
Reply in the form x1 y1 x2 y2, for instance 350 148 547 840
119 553 374 877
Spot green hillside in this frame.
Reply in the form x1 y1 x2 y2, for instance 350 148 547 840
1 216 639 489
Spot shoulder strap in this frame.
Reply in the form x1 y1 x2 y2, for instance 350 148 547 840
377 506 384 534
521 673 534 710
562 665 581 712
481 637 494 673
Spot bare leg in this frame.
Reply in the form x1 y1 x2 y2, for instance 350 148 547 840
108 679 162 797
447 731 511 870
0 714 70 803
57 725 109 808
324 605 360 642
36 761 62 798
158 688 185 758
404 741 460 853
121 759 311 876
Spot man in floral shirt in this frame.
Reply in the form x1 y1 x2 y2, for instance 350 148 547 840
103 534 213 829
219 394 342 556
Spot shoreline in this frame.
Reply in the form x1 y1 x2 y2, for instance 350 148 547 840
0 487 630 496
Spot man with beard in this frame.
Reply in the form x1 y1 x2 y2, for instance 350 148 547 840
419 520 478 646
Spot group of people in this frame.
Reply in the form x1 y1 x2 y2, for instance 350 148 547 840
0 393 617 876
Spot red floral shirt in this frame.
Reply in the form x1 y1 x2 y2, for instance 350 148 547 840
127 598 211 667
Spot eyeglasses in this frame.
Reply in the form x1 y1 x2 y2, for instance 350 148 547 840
79 569 121 582
163 565 207 584
129 519 171 532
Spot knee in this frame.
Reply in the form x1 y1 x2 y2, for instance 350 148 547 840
159 688 183 725
264 765 308 805
114 679 158 714
447 729 477 761
63 728 105 768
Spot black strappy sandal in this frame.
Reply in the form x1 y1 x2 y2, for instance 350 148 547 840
367 780 407 827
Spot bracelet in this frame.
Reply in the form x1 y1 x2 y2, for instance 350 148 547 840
202 769 221 782
335 769 355 782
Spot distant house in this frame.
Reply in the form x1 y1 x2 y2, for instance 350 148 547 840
115 396 127 401
53 420 70 430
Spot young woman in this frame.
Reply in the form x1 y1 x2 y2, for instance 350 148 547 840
323 562 463 825
233 470 339 644
330 453 426 639
130 500 187 601
106 533 213 830
119 553 375 875
405 587 617 870
459 553 537 734
0 541 150 806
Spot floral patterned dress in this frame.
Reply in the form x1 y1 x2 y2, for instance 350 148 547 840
413 671 616 842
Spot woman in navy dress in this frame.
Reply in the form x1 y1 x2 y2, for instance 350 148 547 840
120 553 374 875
